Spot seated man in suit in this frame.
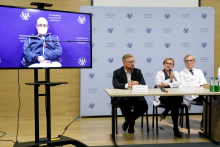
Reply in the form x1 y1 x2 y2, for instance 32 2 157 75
180 54 207 131
112 54 148 133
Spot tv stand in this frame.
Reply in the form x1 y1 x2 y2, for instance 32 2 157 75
30 2 53 9
13 69 87 147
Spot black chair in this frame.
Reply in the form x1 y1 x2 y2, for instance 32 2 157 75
178 104 190 133
113 103 149 134
179 95 206 133
152 93 190 134
25 57 30 67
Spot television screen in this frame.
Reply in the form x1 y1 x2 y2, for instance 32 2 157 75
0 5 92 68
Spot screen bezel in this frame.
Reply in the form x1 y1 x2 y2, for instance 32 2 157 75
0 5 92 69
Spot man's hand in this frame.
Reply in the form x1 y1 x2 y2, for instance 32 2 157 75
157 82 169 88
128 82 133 88
128 81 139 88
38 56 45 63
131 81 139 85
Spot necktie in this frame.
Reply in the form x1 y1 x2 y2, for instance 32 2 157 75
189 70 194 75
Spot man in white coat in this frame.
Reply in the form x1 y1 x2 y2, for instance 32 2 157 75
179 54 207 131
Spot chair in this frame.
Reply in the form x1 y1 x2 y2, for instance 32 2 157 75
178 104 190 133
25 57 30 67
152 97 190 134
189 100 203 106
113 102 149 134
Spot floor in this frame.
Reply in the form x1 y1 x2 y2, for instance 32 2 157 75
0 115 210 147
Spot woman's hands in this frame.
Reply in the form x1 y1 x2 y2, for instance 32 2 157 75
157 82 169 88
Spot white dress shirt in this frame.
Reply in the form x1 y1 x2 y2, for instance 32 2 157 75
124 69 133 89
180 67 207 100
153 70 181 106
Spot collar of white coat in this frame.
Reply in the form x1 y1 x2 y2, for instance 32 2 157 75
184 67 195 72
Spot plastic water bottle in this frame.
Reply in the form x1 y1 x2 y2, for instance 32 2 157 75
214 77 219 92
210 77 214 92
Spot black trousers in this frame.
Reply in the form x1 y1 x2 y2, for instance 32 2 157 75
159 96 183 129
118 97 148 124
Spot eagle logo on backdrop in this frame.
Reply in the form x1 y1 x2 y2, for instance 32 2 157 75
126 13 133 19
78 57 87 66
20 11 31 20
146 28 152 33
77 15 86 24
146 58 152 63
164 13 170 19
203 71 207 77
88 103 95 109
183 28 189 33
201 13 208 19
164 42 171 48
201 42 207 48
89 72 95 78
127 42 133 48
108 58 114 63
21 57 25 66
107 28 114 33
92 43 95 48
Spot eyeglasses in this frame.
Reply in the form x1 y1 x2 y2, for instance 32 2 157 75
165 62 173 65
125 61 136 64
37 24 48 27
184 60 194 63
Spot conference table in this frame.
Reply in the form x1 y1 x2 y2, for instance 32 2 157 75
105 88 220 147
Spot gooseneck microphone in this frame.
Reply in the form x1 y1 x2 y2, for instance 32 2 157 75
42 36 46 55
169 69 177 81
161 88 168 93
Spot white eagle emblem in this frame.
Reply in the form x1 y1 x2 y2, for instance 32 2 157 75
20 11 31 20
77 15 86 24
78 57 87 66
21 57 25 66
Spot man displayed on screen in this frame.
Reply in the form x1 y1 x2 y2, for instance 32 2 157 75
112 54 148 133
23 17 62 67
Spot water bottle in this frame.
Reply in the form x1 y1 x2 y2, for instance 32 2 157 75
210 77 214 92
214 77 219 92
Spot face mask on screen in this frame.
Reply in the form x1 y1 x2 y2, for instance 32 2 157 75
38 27 48 35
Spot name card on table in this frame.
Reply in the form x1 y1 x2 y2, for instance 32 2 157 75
179 85 194 92
132 85 148 93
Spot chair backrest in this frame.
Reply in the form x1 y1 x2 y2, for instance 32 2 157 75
25 57 30 67
190 100 203 105
154 85 158 101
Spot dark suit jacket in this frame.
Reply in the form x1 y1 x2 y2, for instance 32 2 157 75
113 66 146 89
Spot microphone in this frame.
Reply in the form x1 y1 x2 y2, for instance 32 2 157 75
169 69 177 81
42 36 45 41
45 40 90 42
161 88 168 93
41 36 46 55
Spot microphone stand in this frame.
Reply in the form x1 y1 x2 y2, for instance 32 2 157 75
45 40 90 42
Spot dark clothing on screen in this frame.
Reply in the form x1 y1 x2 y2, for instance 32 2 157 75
112 66 148 124
23 33 62 66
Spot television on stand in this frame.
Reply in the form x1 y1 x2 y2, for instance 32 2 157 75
0 5 92 69
0 4 91 147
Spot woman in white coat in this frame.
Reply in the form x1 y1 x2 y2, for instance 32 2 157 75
154 58 183 137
